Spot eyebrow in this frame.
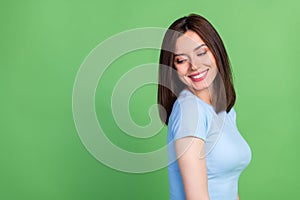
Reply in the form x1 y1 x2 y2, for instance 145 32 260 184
174 43 206 56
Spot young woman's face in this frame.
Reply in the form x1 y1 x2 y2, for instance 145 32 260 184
174 30 218 96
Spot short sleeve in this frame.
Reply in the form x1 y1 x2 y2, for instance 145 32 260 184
169 96 209 141
229 107 237 125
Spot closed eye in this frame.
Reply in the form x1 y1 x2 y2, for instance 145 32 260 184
197 50 207 56
175 59 188 64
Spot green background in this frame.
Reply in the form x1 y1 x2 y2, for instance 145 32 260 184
1 0 300 199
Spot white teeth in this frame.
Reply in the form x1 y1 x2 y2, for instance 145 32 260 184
191 70 207 79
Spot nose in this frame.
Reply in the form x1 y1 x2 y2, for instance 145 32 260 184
189 56 200 71
191 64 198 71
189 60 199 71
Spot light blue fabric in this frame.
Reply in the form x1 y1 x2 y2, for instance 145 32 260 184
167 89 252 200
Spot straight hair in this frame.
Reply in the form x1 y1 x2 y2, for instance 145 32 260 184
158 14 236 125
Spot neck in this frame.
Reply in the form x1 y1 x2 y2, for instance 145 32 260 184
188 85 214 105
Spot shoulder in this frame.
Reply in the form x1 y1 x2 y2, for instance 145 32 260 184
168 89 212 131
228 107 236 116
168 90 213 144
173 89 210 114
227 107 237 124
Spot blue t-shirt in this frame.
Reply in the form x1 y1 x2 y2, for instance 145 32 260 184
167 89 252 200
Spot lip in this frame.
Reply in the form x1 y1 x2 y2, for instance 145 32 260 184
188 69 209 82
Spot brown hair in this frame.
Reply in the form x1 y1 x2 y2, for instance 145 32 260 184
158 14 236 125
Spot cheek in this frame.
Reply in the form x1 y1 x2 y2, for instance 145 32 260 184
206 51 217 65
175 65 188 76
209 65 218 78
207 54 218 74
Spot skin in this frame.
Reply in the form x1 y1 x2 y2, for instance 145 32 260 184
174 30 218 105
175 137 209 200
173 30 240 200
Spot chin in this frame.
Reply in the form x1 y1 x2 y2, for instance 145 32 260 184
192 81 209 89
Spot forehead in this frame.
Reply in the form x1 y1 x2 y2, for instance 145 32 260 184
175 30 205 54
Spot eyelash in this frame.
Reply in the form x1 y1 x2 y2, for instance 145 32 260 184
197 50 207 56
175 50 207 64
175 59 187 64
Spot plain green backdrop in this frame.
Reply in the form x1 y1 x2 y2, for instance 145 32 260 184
1 0 300 199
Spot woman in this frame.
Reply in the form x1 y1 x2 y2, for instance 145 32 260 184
157 14 252 200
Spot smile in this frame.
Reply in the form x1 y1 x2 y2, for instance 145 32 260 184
188 69 209 82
